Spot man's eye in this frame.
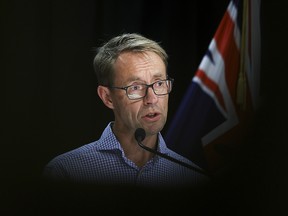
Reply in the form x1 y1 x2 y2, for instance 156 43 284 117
155 81 164 87
130 85 142 91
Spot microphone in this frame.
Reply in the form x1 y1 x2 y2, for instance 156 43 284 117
134 128 209 176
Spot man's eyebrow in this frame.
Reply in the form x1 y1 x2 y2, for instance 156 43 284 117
123 72 166 84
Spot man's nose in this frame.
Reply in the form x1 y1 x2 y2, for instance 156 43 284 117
143 86 158 104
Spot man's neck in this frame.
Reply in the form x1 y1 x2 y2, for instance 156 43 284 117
111 124 158 167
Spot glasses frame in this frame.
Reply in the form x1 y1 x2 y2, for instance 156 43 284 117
107 77 174 100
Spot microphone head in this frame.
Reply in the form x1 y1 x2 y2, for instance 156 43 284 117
134 128 146 142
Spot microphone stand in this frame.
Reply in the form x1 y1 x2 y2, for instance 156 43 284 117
135 132 210 177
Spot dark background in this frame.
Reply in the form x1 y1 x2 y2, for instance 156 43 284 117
3 0 288 215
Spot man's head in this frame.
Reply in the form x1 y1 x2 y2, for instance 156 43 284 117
93 33 168 86
94 33 172 137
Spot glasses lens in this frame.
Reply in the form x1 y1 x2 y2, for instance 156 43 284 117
153 80 172 95
126 79 173 99
127 84 146 99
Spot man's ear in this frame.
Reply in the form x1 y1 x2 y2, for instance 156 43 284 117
97 86 114 109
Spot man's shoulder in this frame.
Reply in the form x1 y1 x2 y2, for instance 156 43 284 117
46 141 98 166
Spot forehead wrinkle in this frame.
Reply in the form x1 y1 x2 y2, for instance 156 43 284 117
114 51 166 85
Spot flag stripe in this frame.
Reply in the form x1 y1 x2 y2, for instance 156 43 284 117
195 69 227 112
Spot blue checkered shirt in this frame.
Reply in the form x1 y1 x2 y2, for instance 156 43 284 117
43 122 209 187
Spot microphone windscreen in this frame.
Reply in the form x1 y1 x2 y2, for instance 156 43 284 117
134 128 146 142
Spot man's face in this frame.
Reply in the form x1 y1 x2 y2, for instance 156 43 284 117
111 51 169 137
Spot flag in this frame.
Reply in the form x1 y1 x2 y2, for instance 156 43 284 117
165 0 261 172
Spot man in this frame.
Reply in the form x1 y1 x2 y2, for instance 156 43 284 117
43 33 209 187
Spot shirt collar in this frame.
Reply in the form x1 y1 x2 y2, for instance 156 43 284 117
97 122 170 154
96 122 122 151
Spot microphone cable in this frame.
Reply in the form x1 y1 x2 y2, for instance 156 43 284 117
134 128 210 177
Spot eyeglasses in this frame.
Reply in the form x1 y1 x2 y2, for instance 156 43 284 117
107 77 174 100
